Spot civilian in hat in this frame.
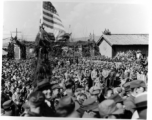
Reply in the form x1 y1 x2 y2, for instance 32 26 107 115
124 80 146 114
25 91 45 116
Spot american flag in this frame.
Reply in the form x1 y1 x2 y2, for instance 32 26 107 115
42 1 65 38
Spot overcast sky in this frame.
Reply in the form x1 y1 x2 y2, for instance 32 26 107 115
3 0 149 43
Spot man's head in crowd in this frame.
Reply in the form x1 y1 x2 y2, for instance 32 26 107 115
77 93 87 105
15 87 21 94
129 80 146 97
65 80 75 96
27 91 45 114
105 88 113 98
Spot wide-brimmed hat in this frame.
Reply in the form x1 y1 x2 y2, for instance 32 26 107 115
89 85 101 95
98 99 125 118
130 80 146 89
81 97 99 112
108 94 123 103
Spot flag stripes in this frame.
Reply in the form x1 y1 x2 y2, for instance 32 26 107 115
43 22 64 31
42 1 65 32
43 11 62 22
43 9 62 23
43 17 64 27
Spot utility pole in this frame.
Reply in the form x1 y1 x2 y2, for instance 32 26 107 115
11 28 22 40
10 28 22 60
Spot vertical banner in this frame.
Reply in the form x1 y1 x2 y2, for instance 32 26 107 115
14 45 20 59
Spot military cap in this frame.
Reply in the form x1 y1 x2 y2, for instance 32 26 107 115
130 80 146 89
3 100 14 110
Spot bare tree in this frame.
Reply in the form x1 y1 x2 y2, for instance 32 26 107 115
102 29 111 35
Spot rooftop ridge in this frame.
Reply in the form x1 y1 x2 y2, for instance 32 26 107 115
103 34 149 35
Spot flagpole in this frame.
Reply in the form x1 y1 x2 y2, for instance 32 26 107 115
40 1 43 26
93 30 94 41
69 25 71 42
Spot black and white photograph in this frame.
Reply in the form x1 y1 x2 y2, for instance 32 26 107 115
1 0 150 119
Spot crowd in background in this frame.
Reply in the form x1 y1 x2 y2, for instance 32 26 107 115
1 50 148 119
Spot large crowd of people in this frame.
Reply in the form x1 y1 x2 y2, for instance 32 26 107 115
1 50 148 119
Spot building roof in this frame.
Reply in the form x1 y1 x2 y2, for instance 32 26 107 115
97 34 149 46
73 36 101 42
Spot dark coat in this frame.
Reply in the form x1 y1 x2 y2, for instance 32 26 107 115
124 95 136 114
107 70 117 88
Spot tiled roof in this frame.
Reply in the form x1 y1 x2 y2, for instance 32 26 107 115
98 34 149 46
